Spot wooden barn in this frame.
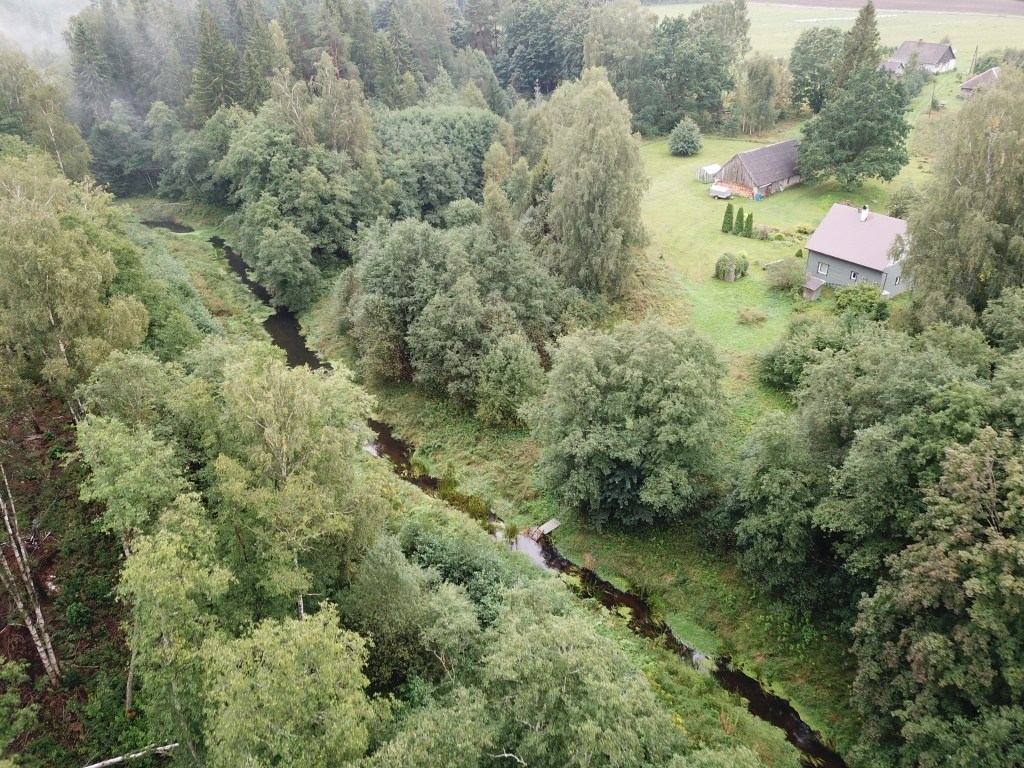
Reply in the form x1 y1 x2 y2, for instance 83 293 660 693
960 66 1000 98
715 140 800 199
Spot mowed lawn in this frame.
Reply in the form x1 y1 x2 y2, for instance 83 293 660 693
643 135 896 354
654 2 1024 58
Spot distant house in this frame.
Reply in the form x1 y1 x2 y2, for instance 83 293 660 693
804 204 909 297
883 40 956 75
960 66 1001 98
715 140 800 199
879 59 905 78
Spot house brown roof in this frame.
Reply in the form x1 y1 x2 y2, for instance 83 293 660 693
805 204 907 272
729 139 799 189
961 66 1001 92
891 40 955 67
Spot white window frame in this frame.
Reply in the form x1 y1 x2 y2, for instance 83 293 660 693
894 275 902 286
850 271 859 281
817 262 829 276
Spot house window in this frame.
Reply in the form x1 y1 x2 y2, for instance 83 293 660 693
894 275 902 286
850 271 859 281
817 262 828 276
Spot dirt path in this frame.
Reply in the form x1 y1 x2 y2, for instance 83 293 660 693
749 0 1024 15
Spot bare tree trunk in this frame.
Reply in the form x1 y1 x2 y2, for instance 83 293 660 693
159 624 201 766
294 554 304 619
79 742 179 768
125 620 138 715
0 466 61 685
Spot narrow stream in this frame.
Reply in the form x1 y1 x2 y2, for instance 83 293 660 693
143 220 848 768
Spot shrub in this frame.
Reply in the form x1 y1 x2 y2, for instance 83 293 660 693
737 308 767 325
443 198 482 228
714 252 749 281
668 117 703 156
754 224 771 240
743 213 753 238
833 283 890 321
732 207 745 235
721 203 734 233
795 223 814 235
530 319 725 527
474 332 545 426
765 258 806 291
885 181 921 220
982 287 1024 351
795 248 804 259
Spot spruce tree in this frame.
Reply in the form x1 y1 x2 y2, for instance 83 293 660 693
371 31 402 107
240 46 269 112
385 8 414 74
190 8 240 123
733 206 745 235
744 212 754 238
722 202 734 233
835 1 880 89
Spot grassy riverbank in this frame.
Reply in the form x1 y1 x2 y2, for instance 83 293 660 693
132 211 806 767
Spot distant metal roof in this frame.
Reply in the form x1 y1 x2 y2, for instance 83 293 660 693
879 59 905 74
891 40 955 67
805 204 908 272
700 163 722 174
729 139 799 188
961 66 1001 91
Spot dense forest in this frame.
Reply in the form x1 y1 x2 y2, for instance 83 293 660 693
2 0 1024 766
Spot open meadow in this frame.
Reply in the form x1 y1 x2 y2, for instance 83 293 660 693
654 1 1024 57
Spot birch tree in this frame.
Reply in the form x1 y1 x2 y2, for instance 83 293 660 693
0 154 148 405
0 467 61 686
546 68 648 297
77 416 187 558
118 495 233 764
203 605 375 768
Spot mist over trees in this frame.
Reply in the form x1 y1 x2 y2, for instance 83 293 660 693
5 0 1024 766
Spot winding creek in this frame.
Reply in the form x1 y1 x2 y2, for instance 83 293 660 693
142 220 848 768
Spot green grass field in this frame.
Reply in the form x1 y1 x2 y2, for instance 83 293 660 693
654 1 1024 58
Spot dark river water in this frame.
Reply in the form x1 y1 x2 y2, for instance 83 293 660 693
143 220 849 768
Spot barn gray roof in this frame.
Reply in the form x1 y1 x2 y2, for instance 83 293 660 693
879 59 905 75
961 66 1001 91
728 140 799 188
891 40 955 67
805 204 907 272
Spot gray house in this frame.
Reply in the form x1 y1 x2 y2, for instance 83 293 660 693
884 40 956 74
960 66 1000 98
715 140 800 199
804 204 909 297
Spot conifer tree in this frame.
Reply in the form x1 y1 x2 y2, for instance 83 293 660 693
385 8 415 74
733 206 745 235
190 7 240 123
835 1 880 89
744 212 754 237
722 202 734 232
240 47 270 112
372 32 402 107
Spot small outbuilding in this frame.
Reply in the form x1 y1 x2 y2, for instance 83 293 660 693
715 139 800 199
802 277 825 301
960 66 1000 98
695 163 722 183
883 40 956 75
804 204 909 297
879 59 905 78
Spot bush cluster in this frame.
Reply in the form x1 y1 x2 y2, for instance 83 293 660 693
668 117 703 156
